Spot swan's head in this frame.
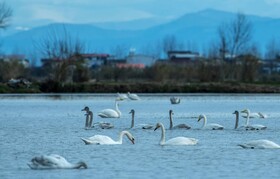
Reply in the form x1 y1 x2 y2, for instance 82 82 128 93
198 114 206 122
129 109 135 114
233 110 239 115
154 123 162 131
169 110 174 115
241 109 250 114
76 161 88 169
124 131 135 144
82 106 89 112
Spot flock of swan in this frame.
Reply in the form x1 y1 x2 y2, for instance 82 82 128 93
27 93 280 170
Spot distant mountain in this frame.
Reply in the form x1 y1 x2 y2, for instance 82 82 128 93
2 9 280 61
93 17 170 30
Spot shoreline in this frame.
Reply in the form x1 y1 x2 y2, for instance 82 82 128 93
1 82 280 94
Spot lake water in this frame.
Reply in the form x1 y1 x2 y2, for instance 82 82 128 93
0 93 280 179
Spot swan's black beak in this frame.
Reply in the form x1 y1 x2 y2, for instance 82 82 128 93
131 138 135 144
154 126 159 131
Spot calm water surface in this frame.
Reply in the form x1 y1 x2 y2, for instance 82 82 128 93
0 94 280 179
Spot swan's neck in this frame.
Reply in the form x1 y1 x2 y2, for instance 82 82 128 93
169 113 173 129
234 112 239 129
201 116 207 128
117 131 127 144
130 112 135 128
245 112 250 126
160 124 166 145
115 102 121 116
89 112 93 122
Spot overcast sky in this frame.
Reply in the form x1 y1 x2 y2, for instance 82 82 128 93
7 0 280 28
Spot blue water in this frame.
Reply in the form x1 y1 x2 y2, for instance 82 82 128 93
0 94 280 179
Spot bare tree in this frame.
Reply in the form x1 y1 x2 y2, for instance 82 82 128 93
0 1 12 29
265 38 280 59
162 35 184 57
218 22 229 60
218 12 253 58
111 44 130 59
36 25 85 60
141 40 162 59
35 25 88 83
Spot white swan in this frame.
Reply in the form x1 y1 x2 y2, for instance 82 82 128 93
197 114 224 130
28 154 87 169
127 92 140 100
233 110 256 130
82 106 113 129
154 123 198 146
241 110 267 119
129 109 153 129
169 110 191 129
116 92 128 101
81 130 135 145
170 97 180 104
98 101 121 118
238 140 280 149
241 109 267 130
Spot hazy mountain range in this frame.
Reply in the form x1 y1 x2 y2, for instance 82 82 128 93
1 9 280 59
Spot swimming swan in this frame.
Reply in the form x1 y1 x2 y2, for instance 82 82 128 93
238 140 280 149
98 101 121 118
116 92 128 101
129 109 153 129
241 109 267 130
170 97 180 104
127 92 140 100
82 106 113 129
197 114 224 130
241 110 267 119
233 110 256 130
154 122 198 146
169 110 191 129
81 130 135 145
28 154 87 169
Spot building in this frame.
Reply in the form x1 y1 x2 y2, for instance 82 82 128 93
168 51 200 63
261 59 280 74
41 53 111 68
125 50 156 68
0 54 30 68
81 53 110 68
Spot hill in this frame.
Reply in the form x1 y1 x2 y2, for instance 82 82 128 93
2 9 280 60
